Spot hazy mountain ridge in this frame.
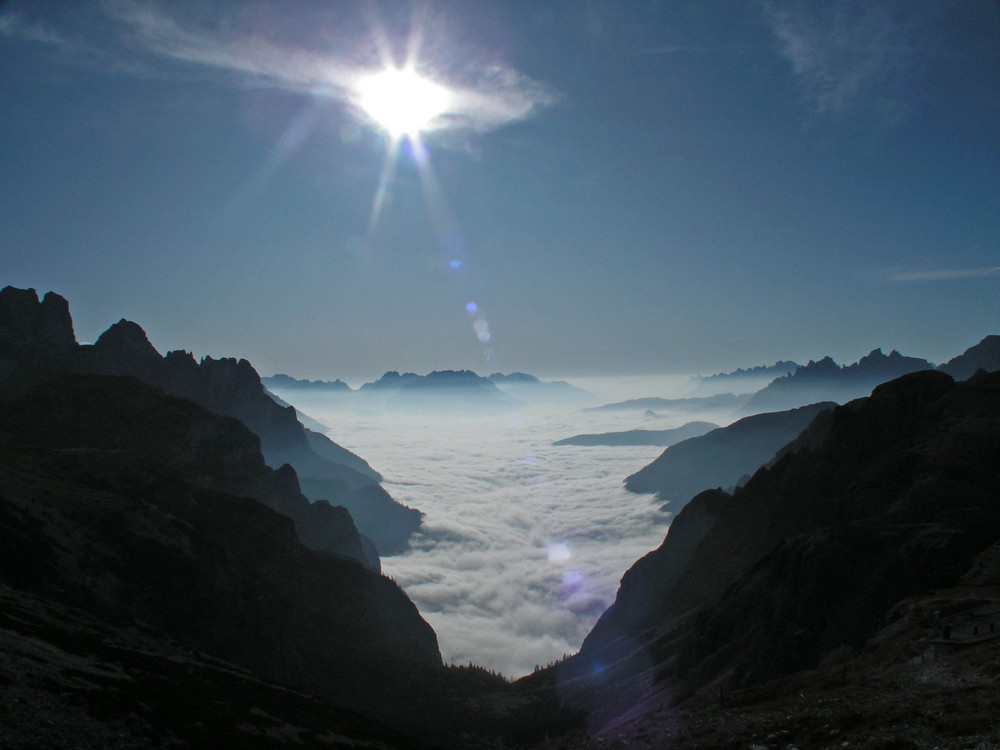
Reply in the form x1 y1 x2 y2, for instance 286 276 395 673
701 360 800 381
263 373 353 391
624 402 837 511
489 372 591 403
529 368 1000 745
553 421 718 447
741 348 936 413
584 392 749 413
0 286 420 556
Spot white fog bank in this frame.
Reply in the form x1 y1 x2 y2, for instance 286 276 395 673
275 375 738 678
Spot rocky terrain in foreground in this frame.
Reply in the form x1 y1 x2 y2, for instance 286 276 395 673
524 368 1000 748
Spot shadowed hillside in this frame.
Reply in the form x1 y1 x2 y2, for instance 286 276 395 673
522 369 1000 747
624 401 835 512
0 286 420 556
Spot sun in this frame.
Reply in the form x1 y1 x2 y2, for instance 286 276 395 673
356 67 451 138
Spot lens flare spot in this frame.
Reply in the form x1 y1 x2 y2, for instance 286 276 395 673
450 260 463 269
547 540 572 563
473 318 491 342
562 569 583 589
466 301 478 313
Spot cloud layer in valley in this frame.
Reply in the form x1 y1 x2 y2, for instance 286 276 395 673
277 380 719 678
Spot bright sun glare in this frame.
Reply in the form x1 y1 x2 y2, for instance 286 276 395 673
357 67 451 138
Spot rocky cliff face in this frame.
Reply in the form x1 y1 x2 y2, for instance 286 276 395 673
0 373 457 744
549 369 1000 733
0 286 421 557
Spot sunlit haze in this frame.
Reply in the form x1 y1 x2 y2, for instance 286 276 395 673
3 1 996 379
356 68 452 138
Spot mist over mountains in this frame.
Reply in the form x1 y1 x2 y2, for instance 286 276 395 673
2 284 999 748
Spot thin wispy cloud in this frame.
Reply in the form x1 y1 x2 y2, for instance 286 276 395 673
9 0 554 136
0 12 66 46
886 266 1000 283
760 0 916 119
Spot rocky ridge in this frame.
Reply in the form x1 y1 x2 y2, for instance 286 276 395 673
0 286 420 556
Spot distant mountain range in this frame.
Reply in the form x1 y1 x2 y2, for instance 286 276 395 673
740 348 936 413
266 369 589 407
263 373 352 391
702 360 801 381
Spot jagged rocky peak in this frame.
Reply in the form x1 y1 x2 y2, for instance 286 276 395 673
0 286 76 356
89 318 162 367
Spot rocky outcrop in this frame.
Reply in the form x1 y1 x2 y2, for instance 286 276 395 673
624 402 835 510
0 287 76 393
741 348 934 413
939 334 1000 381
553 369 1000 729
0 286 420 556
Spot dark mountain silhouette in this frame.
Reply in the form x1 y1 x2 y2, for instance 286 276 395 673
553 421 718 447
524 369 1000 745
584 392 748 413
741 348 934 414
938 334 1000 381
0 287 419 556
0 372 575 747
624 402 836 511
0 373 373 569
263 372 353 391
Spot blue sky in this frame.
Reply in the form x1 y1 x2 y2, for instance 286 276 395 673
2 0 998 379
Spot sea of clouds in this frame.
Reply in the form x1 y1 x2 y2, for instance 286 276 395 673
276 376 742 679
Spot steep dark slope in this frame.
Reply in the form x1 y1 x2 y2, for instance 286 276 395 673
624 401 835 511
543 369 1000 737
0 375 446 740
0 286 420 555
0 373 571 748
0 374 373 569
939 334 1000 380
